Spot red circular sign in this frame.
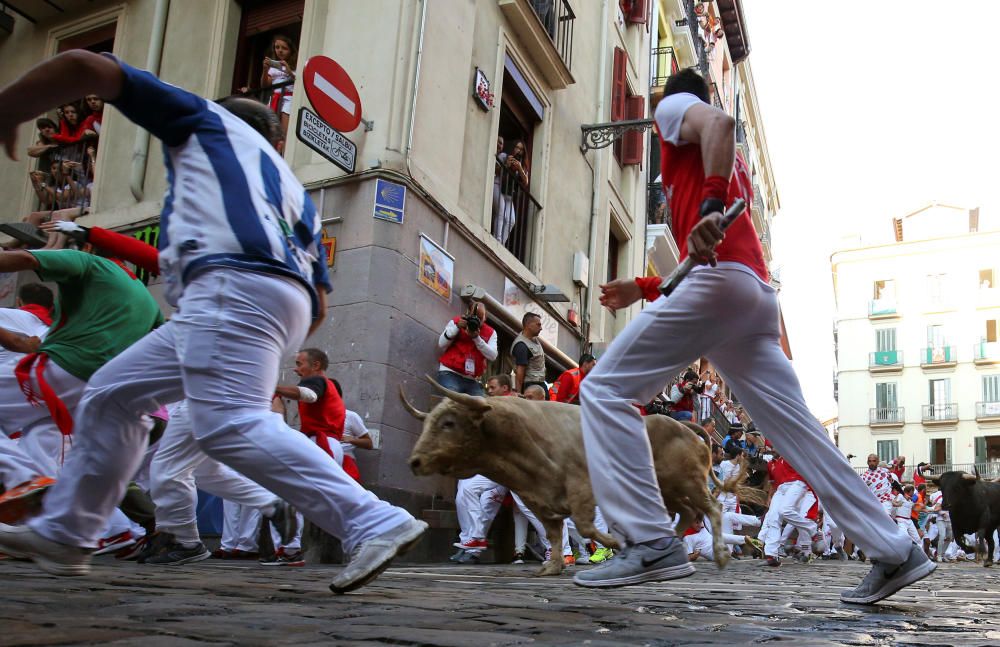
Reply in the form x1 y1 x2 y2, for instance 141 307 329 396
302 56 362 132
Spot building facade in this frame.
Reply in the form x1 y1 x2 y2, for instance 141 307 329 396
0 0 656 513
832 203 1000 477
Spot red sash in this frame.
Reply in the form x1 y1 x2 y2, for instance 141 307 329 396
14 353 74 436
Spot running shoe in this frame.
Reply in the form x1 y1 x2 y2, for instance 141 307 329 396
573 539 694 588
260 548 305 566
745 536 765 559
0 476 56 524
0 522 90 576
512 551 526 564
94 531 136 556
329 518 428 594
452 538 488 550
840 543 936 605
589 547 614 563
563 554 576 566
145 540 210 566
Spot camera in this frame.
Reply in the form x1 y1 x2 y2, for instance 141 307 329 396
462 312 482 336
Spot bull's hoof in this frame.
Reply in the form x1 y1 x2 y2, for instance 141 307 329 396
985 560 993 568
535 561 564 577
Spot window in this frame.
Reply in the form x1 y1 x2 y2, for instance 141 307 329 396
28 22 117 214
876 440 899 465
980 268 995 289
986 319 998 343
929 438 952 465
929 378 951 406
607 228 621 283
873 279 895 300
875 382 898 409
230 0 304 94
984 375 1000 403
875 328 897 352
620 0 649 25
926 273 949 306
926 324 947 348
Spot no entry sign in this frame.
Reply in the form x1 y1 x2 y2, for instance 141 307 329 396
302 56 362 133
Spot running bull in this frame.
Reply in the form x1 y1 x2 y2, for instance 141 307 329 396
403 378 729 575
931 470 1000 567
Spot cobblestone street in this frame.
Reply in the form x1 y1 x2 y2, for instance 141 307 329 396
3 557 999 646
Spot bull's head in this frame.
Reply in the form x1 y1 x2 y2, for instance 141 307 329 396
404 376 492 479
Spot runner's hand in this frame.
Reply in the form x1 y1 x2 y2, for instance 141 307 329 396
687 212 725 266
599 278 643 312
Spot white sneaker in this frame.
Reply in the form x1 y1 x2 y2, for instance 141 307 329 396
329 518 428 594
840 543 936 605
0 522 91 576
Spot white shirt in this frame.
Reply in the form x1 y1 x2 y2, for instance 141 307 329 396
893 493 913 519
0 307 49 367
341 409 369 460
653 92 703 146
684 528 714 561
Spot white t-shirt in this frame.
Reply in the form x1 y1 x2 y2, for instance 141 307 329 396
341 409 369 460
0 307 49 366
684 528 714 561
653 92 703 146
894 493 913 519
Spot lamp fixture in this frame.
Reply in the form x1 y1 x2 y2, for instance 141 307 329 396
528 283 570 303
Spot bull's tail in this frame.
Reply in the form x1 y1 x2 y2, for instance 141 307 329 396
715 456 750 495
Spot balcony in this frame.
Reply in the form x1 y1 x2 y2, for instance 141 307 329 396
491 158 541 267
649 46 679 92
922 403 958 426
976 401 1000 423
870 407 904 428
974 341 1000 366
920 346 957 370
868 350 903 374
647 181 670 228
709 81 723 110
868 299 898 320
736 120 749 157
499 0 575 89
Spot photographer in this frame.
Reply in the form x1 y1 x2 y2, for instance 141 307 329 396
667 369 703 421
437 301 497 396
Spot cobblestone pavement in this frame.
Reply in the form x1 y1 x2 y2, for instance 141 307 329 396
3 556 999 646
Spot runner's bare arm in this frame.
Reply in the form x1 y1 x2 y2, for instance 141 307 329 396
677 102 736 180
0 251 40 273
0 50 124 160
0 328 40 354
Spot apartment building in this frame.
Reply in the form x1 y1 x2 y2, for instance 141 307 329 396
832 203 1000 477
0 0 656 510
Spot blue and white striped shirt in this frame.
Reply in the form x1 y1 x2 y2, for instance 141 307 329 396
107 56 331 313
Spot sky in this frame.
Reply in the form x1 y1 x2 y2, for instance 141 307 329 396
740 1 1000 420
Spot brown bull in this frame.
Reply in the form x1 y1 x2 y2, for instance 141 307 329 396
403 377 729 576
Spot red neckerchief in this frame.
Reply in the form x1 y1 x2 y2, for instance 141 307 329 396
18 303 53 326
14 353 74 436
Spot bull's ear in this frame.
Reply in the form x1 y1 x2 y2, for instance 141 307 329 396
425 374 492 414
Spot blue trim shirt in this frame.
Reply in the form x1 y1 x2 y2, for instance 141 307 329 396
106 55 332 313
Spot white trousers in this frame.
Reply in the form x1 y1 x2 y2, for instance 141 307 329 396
823 511 844 551
150 400 280 546
221 501 261 552
491 185 516 246
896 517 921 544
269 510 304 550
30 269 413 553
0 359 86 438
779 487 817 550
510 492 570 554
761 480 816 556
456 475 507 544
721 510 760 550
0 432 44 488
579 266 912 564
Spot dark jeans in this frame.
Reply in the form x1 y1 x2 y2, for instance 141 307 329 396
436 370 485 396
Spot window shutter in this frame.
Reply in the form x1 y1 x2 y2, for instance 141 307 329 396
243 0 305 36
622 95 646 165
627 0 649 25
611 48 626 122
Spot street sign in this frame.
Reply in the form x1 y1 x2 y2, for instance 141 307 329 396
302 55 362 133
296 107 356 174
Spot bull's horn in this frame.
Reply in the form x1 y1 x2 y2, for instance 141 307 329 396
962 472 978 482
425 374 491 413
398 385 428 420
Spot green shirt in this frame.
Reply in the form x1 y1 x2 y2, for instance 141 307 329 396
31 250 164 381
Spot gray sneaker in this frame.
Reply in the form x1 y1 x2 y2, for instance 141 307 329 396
329 518 428 594
0 522 91 576
265 499 298 547
840 543 936 605
572 538 694 588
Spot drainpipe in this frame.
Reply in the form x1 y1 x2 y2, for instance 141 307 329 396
581 0 610 345
129 0 170 202
404 0 428 163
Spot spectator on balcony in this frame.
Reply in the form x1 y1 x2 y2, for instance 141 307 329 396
28 171 54 211
82 94 104 136
27 118 60 170
698 369 717 421
491 135 514 245
260 34 297 140
50 102 97 153
494 140 529 246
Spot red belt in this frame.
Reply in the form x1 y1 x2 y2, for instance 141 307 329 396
14 353 74 436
